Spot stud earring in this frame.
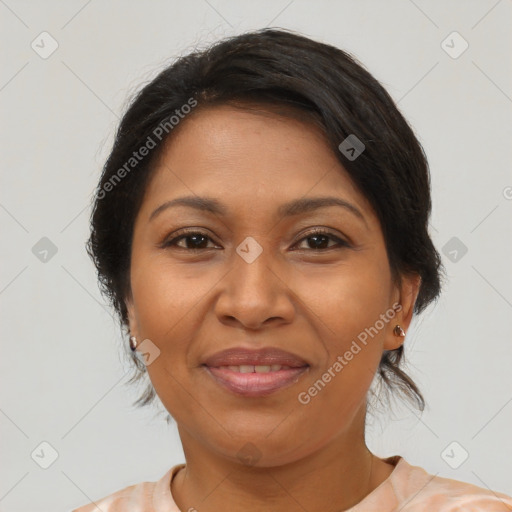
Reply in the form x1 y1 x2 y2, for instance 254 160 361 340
129 335 138 351
393 325 406 337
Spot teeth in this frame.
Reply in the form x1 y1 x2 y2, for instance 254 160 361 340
255 365 271 373
219 364 291 372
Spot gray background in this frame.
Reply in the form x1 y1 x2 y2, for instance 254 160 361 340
1 1 511 510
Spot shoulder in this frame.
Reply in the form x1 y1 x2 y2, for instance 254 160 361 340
71 465 181 512
71 480 157 512
391 458 512 511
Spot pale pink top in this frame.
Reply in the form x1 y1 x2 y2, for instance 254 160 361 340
72 455 512 511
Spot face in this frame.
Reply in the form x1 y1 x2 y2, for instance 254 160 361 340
127 105 419 467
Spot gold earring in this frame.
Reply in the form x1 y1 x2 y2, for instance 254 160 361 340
129 335 138 351
393 325 405 337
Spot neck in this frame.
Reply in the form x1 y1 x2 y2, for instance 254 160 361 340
170 408 395 512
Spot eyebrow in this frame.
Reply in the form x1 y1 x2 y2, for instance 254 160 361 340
149 195 367 225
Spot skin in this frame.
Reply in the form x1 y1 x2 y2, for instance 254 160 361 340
126 104 420 512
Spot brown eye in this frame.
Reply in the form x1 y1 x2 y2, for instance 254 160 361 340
294 229 349 251
162 230 217 250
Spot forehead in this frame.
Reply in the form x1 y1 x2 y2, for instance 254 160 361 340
139 105 375 223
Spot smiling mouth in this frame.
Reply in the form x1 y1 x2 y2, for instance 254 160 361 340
203 364 310 397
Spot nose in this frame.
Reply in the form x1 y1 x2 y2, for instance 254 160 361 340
213 239 295 330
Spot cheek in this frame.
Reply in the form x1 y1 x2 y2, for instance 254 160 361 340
130 252 210 334
129 261 203 417
292 252 392 399
297 251 392 347
129 254 227 398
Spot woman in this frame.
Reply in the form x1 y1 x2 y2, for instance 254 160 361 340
74 28 512 511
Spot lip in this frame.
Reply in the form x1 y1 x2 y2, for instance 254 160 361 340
202 347 309 397
204 365 310 397
202 347 309 368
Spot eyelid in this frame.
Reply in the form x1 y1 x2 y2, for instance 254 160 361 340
159 227 219 249
292 227 350 250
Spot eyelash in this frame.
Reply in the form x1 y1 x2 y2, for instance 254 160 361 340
160 228 350 252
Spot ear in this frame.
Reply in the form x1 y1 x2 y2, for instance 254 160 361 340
125 292 140 340
383 273 421 351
